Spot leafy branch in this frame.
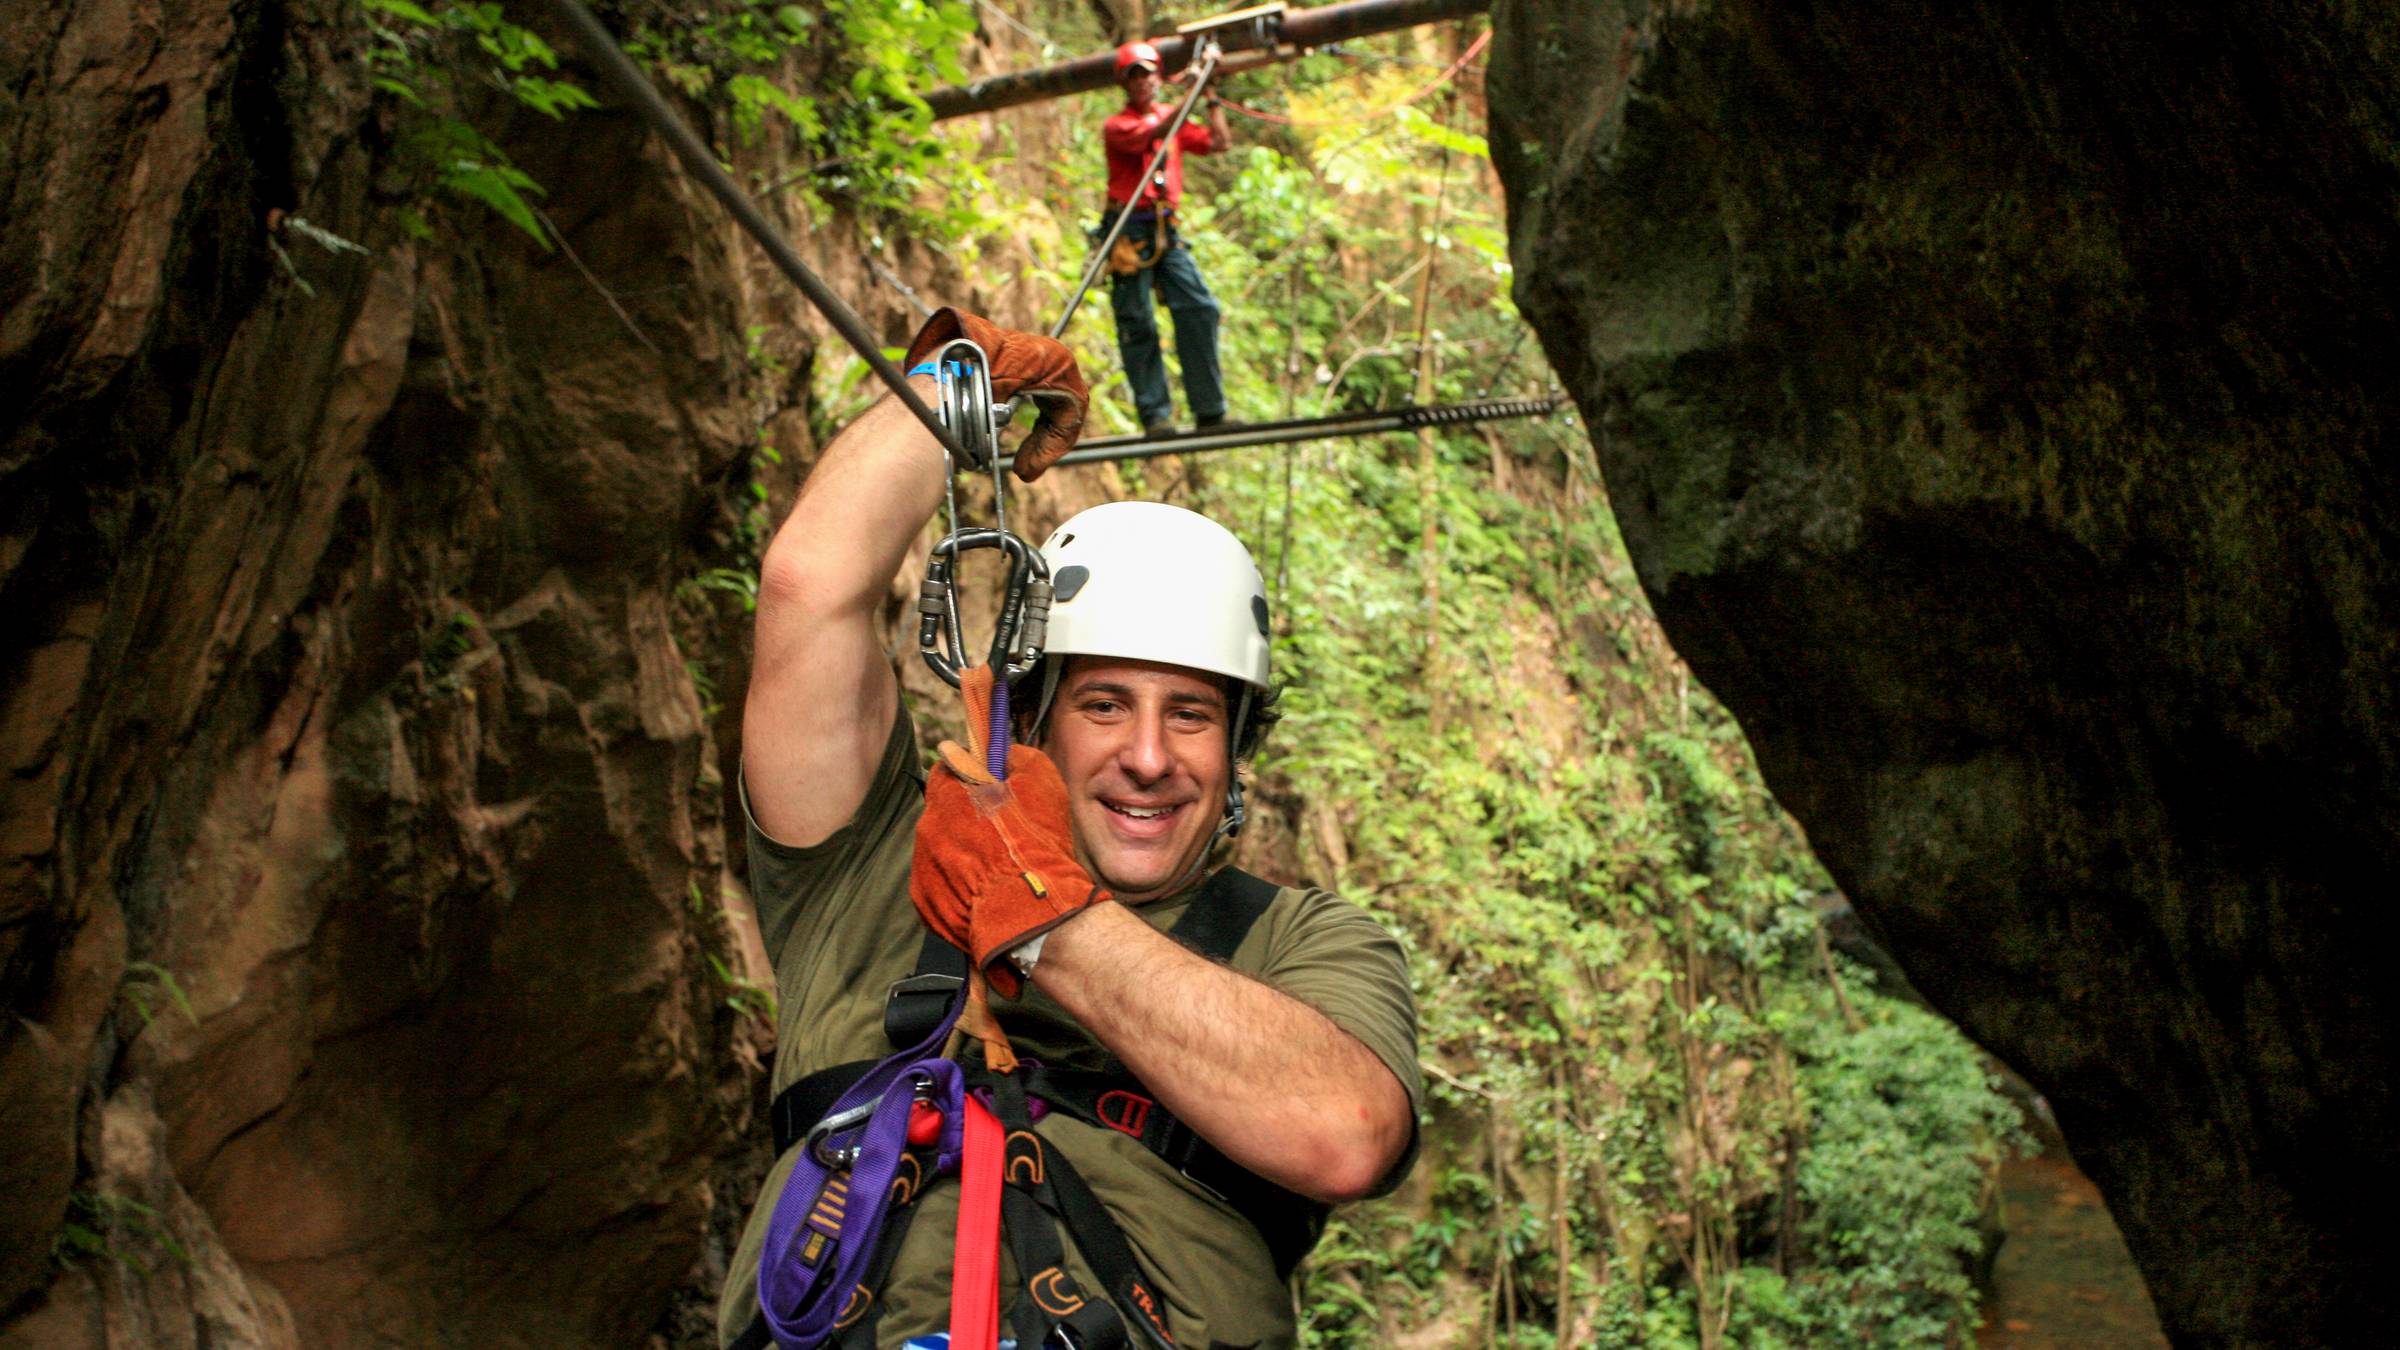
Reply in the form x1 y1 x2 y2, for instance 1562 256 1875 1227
363 0 596 247
52 1190 191 1276
120 961 197 1031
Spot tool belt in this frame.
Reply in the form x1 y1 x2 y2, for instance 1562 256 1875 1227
1101 202 1177 278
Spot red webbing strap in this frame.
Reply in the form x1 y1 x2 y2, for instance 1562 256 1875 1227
950 1094 1005 1348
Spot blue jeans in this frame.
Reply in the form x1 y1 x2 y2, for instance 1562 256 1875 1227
1106 218 1224 428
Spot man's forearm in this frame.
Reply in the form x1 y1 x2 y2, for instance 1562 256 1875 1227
1029 901 1412 1204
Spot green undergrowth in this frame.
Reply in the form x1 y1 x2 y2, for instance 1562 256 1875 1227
357 0 990 248
1056 23 2029 1345
1185 406 2023 1347
51 1189 190 1278
541 0 2022 1339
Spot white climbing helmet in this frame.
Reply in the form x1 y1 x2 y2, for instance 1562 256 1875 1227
1036 501 1271 693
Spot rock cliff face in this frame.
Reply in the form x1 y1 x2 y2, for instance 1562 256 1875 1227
1488 1 2397 1343
1 0 1094 1337
0 2 809 1342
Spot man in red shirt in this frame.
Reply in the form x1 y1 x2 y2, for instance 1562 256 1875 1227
1102 40 1233 438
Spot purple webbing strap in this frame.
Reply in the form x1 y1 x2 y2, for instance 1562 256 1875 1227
757 1006 967 1348
987 676 1012 780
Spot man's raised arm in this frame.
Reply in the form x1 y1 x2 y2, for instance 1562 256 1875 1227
744 311 1089 847
744 385 943 847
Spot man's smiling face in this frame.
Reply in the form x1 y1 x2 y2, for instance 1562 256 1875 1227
1040 655 1232 902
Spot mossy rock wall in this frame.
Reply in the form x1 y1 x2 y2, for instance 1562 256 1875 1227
1487 1 2399 1342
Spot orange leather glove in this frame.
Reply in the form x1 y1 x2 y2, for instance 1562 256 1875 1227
904 308 1088 480
910 666 1110 1001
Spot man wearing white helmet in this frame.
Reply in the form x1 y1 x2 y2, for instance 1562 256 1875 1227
720 310 1418 1350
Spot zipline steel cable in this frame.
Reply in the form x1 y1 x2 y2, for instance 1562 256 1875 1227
534 0 973 464
539 0 1056 704
1000 394 1561 471
541 0 1220 446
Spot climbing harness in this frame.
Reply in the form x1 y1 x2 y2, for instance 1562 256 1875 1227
754 1021 970 1348
1102 203 1177 278
949 1095 1006 1349
736 868 1322 1350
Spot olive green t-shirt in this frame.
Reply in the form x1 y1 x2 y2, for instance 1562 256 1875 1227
719 708 1420 1349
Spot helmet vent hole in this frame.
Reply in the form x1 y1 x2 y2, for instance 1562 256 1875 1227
1251 595 1270 636
1054 565 1092 601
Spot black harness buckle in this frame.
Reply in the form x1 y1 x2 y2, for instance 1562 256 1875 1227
883 971 965 1048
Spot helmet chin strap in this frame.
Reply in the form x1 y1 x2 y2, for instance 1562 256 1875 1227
1142 783 1243 904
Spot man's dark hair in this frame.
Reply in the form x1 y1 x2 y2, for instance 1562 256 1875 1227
1231 679 1281 762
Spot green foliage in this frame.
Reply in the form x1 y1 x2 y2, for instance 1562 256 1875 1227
683 567 761 613
629 0 989 238
119 961 197 1031
52 1189 190 1276
688 658 724 720
362 0 595 247
361 0 990 248
1214 414 2013 1344
1750 990 2031 1346
708 951 778 1022
423 610 479 682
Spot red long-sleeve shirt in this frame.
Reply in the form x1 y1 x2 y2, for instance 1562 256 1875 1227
1104 103 1218 210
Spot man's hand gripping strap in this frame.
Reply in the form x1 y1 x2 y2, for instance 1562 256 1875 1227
911 666 1112 1034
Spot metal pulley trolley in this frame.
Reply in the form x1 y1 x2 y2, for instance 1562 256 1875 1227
911 340 1054 696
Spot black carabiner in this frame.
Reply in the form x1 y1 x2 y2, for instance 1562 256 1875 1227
917 528 1052 689
914 338 1053 690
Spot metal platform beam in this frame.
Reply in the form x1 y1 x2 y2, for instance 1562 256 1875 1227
999 394 1561 471
924 0 1489 121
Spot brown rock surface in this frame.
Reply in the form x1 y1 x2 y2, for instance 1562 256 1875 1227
1488 0 2398 1343
0 1 842 1341
3 0 1099 1335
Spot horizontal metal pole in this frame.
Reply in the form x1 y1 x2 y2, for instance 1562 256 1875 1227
1069 394 1558 452
925 0 1490 121
1002 394 1559 470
